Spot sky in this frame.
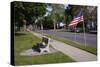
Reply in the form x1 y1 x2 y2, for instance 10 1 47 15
44 4 69 17
64 4 69 9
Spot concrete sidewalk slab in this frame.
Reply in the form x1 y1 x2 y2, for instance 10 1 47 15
51 39 97 62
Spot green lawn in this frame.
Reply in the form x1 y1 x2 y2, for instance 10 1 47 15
46 34 97 55
14 32 75 66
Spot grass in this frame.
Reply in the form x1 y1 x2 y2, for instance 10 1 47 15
61 29 70 32
61 28 90 33
14 32 75 66
45 34 97 55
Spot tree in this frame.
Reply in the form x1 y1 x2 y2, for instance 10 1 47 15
47 4 64 34
13 1 46 31
42 15 54 29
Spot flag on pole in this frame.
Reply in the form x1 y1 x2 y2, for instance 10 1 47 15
68 10 87 47
68 10 84 27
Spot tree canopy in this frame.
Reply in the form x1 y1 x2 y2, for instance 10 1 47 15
13 2 97 31
13 1 46 31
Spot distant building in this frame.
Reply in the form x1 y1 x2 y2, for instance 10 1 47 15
56 22 65 29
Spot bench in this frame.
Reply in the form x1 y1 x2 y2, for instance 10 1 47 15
32 36 50 53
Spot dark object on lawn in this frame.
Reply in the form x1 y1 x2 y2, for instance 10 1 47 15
32 43 46 52
32 36 50 53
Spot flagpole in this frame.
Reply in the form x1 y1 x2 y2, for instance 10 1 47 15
73 15 77 41
68 9 87 47
81 8 87 48
82 20 87 47
74 26 77 41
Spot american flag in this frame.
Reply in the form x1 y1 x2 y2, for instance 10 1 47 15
68 10 84 27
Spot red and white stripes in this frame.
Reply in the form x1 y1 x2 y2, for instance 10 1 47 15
68 16 84 27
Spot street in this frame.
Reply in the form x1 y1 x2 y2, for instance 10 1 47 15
36 30 97 48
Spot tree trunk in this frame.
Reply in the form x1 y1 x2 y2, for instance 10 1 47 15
41 22 43 36
23 19 26 31
53 19 56 36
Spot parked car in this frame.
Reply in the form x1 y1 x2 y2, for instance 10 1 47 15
70 27 83 33
75 28 83 33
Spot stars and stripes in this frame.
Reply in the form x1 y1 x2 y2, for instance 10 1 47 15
68 10 84 27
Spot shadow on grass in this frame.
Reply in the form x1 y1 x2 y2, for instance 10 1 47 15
15 32 26 36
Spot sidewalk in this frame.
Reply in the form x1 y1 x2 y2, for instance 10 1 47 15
29 30 97 62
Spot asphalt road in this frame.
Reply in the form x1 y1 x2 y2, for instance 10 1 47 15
36 30 97 48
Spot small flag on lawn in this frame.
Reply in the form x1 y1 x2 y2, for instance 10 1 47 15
68 10 84 27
